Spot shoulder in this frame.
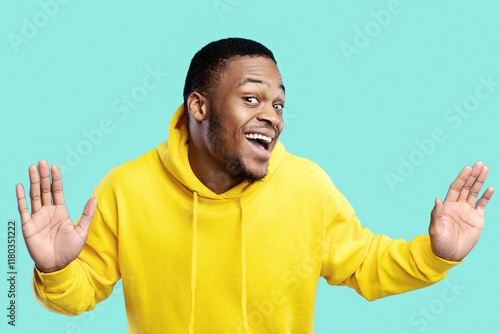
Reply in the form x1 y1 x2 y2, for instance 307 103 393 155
270 150 354 218
94 147 162 195
278 151 335 187
268 150 342 202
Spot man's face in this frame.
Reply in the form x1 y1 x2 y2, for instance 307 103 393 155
205 56 285 182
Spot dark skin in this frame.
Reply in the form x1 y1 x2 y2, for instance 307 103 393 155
186 56 285 194
15 56 494 274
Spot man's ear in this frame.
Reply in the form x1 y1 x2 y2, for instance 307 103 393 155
187 92 209 122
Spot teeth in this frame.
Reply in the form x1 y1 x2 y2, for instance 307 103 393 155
245 133 272 143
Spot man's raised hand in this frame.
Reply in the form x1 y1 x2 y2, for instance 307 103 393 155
16 160 96 273
429 161 494 262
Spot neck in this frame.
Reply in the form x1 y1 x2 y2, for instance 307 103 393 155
188 142 243 195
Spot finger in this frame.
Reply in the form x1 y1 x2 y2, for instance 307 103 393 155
51 165 65 206
430 198 444 234
444 165 472 202
16 183 31 225
28 164 42 214
458 161 484 202
75 198 97 237
38 160 52 206
475 186 495 216
431 197 444 221
466 165 489 206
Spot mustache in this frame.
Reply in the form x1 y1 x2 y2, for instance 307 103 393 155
244 125 278 137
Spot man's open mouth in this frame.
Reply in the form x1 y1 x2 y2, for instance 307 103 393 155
244 133 273 151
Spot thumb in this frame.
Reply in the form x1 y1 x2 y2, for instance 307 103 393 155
76 198 97 236
430 198 444 233
432 198 443 219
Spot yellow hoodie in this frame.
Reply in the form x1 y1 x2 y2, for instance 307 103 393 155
33 105 459 333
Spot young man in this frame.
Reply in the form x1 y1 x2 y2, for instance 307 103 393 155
16 38 494 333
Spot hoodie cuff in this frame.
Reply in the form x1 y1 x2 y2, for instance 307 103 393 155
413 235 462 278
34 262 77 293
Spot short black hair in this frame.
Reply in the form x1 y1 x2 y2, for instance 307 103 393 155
183 37 277 122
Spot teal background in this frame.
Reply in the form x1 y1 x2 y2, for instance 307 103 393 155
1 0 499 333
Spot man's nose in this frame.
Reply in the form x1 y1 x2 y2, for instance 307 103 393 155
256 104 281 127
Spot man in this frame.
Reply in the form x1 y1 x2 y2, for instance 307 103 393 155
16 38 494 333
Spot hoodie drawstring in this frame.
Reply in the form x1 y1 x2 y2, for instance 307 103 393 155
240 197 249 333
189 193 249 333
189 191 198 334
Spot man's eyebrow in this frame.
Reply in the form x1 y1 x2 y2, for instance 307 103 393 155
236 77 285 94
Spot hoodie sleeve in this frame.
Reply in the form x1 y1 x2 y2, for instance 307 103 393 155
32 188 120 315
320 185 460 301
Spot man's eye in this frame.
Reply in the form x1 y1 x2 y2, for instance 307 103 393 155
244 97 258 103
273 104 284 110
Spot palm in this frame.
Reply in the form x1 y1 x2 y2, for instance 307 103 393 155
16 161 96 273
429 162 494 262
23 204 84 272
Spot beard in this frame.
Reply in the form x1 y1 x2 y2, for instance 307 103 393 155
206 103 267 183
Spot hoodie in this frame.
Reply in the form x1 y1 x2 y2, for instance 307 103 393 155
33 104 459 333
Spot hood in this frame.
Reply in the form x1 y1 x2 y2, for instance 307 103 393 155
157 104 286 199
156 104 286 333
